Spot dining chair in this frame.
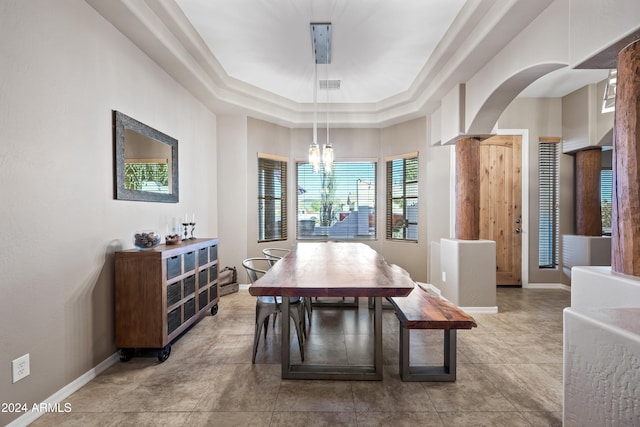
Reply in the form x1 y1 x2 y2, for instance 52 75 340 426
242 257 305 363
262 247 313 326
262 247 291 265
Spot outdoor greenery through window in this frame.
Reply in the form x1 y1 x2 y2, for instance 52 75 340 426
258 154 287 242
538 140 560 268
386 153 419 241
124 160 169 193
297 160 376 240
601 168 612 235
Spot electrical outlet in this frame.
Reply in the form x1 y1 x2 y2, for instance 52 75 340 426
441 271 447 282
12 353 30 383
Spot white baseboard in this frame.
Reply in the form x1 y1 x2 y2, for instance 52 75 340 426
460 306 499 314
525 282 571 291
239 284 250 290
7 352 120 427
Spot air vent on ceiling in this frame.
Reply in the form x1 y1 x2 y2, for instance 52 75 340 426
319 79 341 90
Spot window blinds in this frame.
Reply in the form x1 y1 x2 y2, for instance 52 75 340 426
601 169 613 235
258 154 287 242
296 160 376 240
538 142 559 268
386 154 418 241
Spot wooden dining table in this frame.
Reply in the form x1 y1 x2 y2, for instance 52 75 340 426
248 242 415 380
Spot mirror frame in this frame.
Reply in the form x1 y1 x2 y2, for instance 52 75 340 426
113 110 179 203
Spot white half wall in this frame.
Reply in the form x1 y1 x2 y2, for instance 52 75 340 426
562 235 611 282
439 239 497 309
564 266 640 425
564 307 640 426
571 266 640 309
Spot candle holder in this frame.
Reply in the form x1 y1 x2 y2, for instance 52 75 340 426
182 223 189 241
189 222 196 239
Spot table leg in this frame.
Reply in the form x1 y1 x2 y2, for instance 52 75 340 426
281 296 291 378
280 295 384 381
374 296 383 377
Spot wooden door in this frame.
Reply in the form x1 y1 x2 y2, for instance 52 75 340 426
479 135 522 285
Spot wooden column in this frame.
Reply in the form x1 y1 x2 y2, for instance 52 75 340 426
575 148 602 236
612 39 640 276
455 137 480 240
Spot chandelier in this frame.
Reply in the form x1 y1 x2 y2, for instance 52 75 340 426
309 23 333 174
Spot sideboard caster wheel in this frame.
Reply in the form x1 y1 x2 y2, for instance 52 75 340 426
119 348 135 362
157 344 171 363
211 304 219 316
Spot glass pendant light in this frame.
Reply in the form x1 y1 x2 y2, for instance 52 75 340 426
322 143 333 173
309 142 321 173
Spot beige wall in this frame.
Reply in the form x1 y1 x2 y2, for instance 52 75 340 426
217 115 249 274
380 118 430 282
562 82 614 153
0 1 217 424
424 142 455 284
247 118 294 262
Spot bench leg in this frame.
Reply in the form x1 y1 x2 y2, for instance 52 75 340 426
399 322 410 380
444 329 456 379
398 325 457 382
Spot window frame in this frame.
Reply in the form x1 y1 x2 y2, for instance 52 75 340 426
386 152 419 242
257 153 287 243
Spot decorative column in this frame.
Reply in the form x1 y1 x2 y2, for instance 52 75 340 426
612 39 640 276
455 137 480 240
575 148 602 236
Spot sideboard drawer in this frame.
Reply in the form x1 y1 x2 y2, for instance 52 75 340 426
184 251 196 272
184 297 196 321
167 255 181 279
198 247 208 265
184 275 196 297
167 282 181 307
167 307 181 335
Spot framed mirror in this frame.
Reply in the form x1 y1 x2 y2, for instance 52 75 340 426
113 111 179 203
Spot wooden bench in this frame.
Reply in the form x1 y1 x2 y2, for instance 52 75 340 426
388 285 477 381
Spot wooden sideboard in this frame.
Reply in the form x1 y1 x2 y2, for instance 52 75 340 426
115 238 219 362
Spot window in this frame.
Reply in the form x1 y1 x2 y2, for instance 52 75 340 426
386 153 419 241
538 139 560 268
601 168 613 235
258 154 287 242
296 160 376 240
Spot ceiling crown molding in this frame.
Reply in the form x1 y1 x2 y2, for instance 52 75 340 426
86 0 553 128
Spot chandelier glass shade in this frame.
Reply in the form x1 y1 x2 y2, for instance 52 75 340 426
309 141 321 173
322 143 333 173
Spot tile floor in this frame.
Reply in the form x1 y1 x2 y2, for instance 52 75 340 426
32 287 569 426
